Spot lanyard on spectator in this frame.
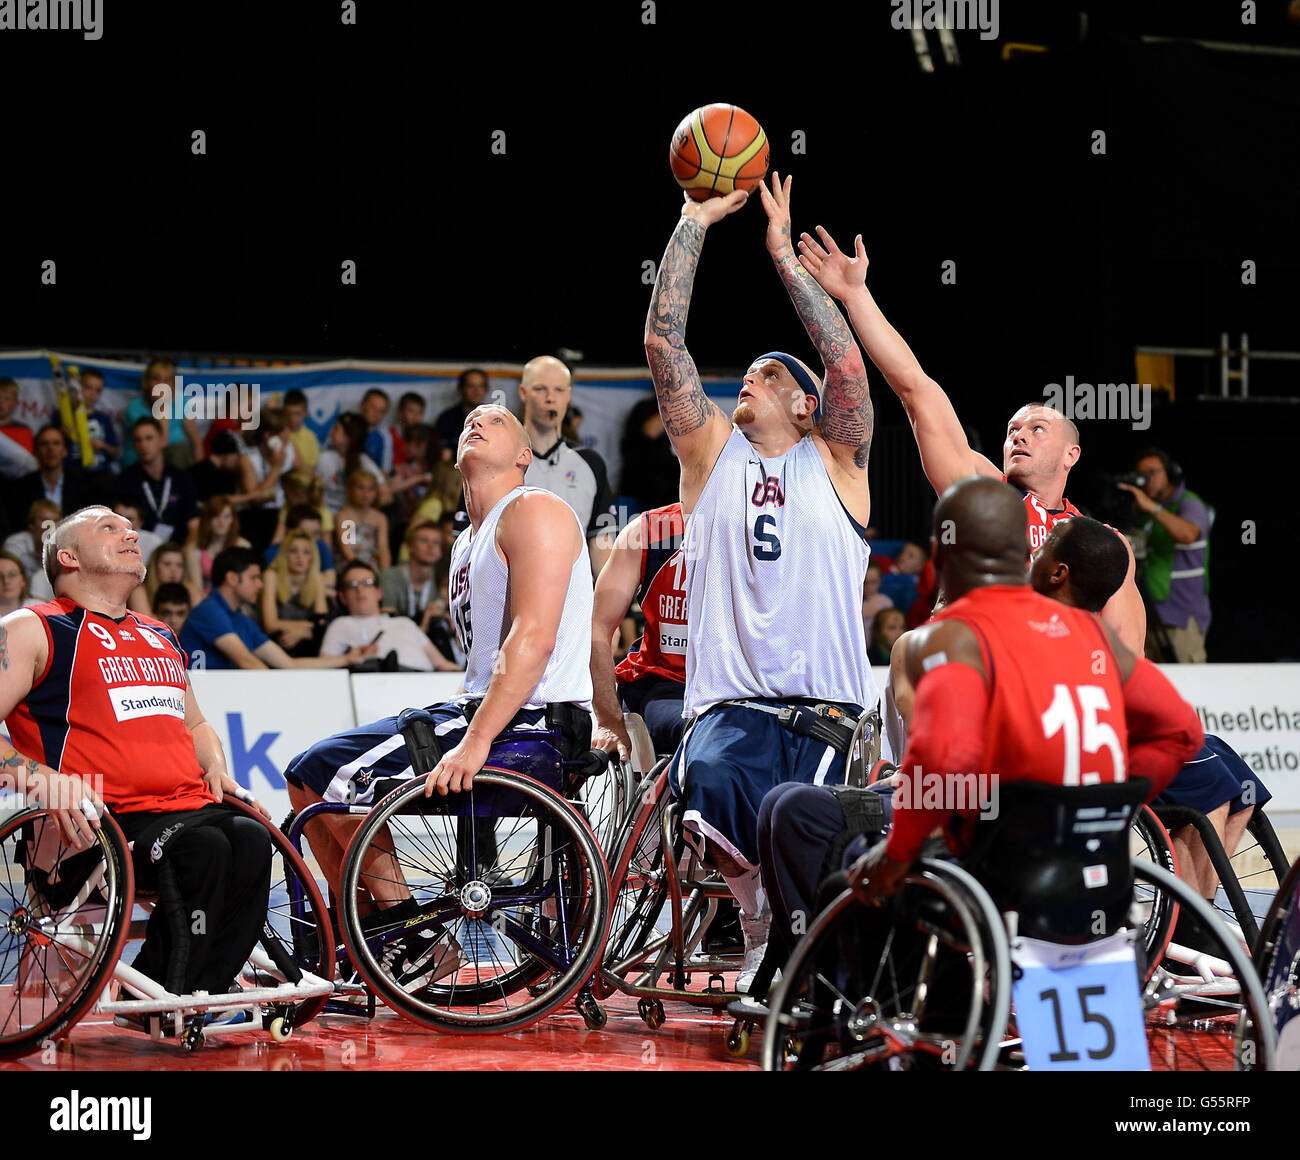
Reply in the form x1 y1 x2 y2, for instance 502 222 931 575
141 475 172 521
409 573 432 617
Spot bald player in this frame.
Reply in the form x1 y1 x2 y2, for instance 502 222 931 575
796 228 1147 654
518 354 616 577
285 402 596 991
852 477 1202 902
644 173 877 989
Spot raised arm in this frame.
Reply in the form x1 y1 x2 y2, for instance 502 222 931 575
798 227 1000 495
759 175 873 477
644 192 745 503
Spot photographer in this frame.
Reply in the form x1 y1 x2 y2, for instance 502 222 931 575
1116 449 1211 663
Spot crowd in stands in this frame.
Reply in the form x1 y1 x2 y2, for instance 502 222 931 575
0 362 474 674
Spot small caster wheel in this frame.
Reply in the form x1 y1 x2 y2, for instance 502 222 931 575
182 1026 206 1052
576 993 607 1030
641 999 665 1031
726 1019 750 1057
269 1015 293 1043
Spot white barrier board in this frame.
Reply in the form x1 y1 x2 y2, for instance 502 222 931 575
188 670 357 821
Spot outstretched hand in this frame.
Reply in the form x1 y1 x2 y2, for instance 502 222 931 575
679 188 749 229
757 170 794 255
797 226 869 301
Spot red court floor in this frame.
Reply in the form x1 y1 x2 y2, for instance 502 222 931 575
0 988 756 1073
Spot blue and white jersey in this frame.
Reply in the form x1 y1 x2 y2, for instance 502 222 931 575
448 486 593 709
682 428 875 718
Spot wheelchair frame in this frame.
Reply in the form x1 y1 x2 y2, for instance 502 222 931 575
1 796 334 1057
759 853 1279 1071
281 720 629 1033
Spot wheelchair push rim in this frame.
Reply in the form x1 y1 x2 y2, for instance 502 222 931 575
0 807 134 1059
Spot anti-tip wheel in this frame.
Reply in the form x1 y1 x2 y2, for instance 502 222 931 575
726 1020 750 1057
269 1016 293 1043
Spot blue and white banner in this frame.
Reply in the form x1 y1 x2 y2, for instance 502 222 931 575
0 349 742 503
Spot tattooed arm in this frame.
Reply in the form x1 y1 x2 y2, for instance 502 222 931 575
797 226 1001 495
0 611 103 848
644 191 745 510
758 174 874 482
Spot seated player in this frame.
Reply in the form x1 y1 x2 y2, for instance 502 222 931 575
0 506 273 1007
590 501 687 760
643 174 879 991
284 403 594 992
759 510 1137 962
849 478 1202 906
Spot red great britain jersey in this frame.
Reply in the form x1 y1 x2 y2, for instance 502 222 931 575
615 504 687 687
6 597 213 814
1003 476 1083 550
932 585 1129 793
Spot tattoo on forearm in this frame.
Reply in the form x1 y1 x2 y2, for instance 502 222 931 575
0 624 9 672
645 218 716 439
772 247 874 467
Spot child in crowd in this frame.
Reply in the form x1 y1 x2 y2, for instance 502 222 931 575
335 469 391 570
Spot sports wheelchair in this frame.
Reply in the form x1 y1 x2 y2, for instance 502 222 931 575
587 703 881 1055
282 706 633 1034
761 778 1278 1072
0 794 334 1057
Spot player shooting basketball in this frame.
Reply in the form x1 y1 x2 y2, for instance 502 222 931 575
643 172 878 990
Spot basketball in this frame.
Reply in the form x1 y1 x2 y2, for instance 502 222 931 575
669 103 770 201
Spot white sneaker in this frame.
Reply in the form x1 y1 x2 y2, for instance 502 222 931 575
736 910 770 994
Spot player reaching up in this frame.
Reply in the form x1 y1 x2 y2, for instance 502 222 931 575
796 227 1147 654
643 173 878 990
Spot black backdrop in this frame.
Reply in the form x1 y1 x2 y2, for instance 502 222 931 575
4 0 1298 659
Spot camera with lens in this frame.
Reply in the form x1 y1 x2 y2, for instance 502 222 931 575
1093 471 1150 532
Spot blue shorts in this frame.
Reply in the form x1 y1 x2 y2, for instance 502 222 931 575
285 697 548 806
1158 733 1272 817
668 699 862 870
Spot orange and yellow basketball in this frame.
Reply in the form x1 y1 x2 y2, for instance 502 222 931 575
669 103 769 201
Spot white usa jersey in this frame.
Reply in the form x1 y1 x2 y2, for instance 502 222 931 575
447 486 593 709
683 428 876 718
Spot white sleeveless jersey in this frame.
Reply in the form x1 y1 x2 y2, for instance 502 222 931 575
683 428 876 718
448 486 593 709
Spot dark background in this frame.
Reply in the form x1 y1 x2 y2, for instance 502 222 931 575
3 0 1298 659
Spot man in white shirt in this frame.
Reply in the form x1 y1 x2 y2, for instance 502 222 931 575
321 559 459 672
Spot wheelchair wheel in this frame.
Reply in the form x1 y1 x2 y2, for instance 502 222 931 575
1253 854 1300 1067
1155 804 1288 950
572 758 633 860
1130 805 1178 984
0 808 134 1059
1137 861 1276 1071
762 859 1010 1072
338 769 610 1033
226 800 335 1029
1214 810 1289 946
595 768 674 998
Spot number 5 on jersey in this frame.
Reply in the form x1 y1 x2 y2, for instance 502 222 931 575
752 514 781 561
